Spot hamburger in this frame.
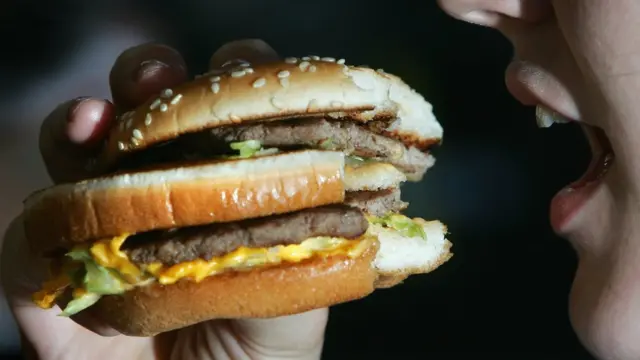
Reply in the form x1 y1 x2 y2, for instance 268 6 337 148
27 56 452 336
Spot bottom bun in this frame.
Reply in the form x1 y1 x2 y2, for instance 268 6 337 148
92 241 379 336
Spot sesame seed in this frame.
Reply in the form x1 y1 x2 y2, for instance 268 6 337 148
309 65 317 72
376 68 385 73
161 88 173 98
131 137 140 146
133 129 143 140
211 82 220 94
126 118 133 129
284 57 298 64
311 55 320 60
337 58 346 65
299 61 310 71
245 68 254 74
150 98 161 110
321 57 336 62
301 56 310 61
160 103 168 112
210 76 221 82
279 78 290 87
270 96 285 109
118 141 125 150
230 115 242 123
144 113 152 126
231 70 246 78
252 77 266 88
221 59 237 67
170 94 183 105
307 99 319 110
277 70 290 78
238 62 251 68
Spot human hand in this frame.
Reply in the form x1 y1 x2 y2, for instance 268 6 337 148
1 39 328 360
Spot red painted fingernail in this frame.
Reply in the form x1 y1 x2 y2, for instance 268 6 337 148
67 97 91 122
66 99 108 145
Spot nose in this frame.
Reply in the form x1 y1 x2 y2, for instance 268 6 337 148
437 0 552 28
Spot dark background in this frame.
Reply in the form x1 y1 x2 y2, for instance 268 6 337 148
0 1 594 358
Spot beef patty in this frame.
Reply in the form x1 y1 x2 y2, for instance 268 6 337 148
123 204 368 266
116 118 432 179
345 188 408 217
207 118 432 176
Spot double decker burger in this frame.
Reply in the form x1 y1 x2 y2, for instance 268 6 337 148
27 56 452 336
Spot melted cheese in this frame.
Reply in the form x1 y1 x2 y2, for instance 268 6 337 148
32 274 70 309
147 235 374 285
90 234 142 283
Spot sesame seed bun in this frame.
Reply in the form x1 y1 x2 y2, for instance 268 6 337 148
99 57 443 170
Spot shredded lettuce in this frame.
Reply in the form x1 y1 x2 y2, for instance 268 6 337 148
228 140 280 159
67 249 127 295
59 292 101 317
319 138 337 150
345 155 375 167
230 140 263 158
59 249 128 316
369 214 427 240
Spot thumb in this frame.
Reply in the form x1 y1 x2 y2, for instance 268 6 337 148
231 309 329 359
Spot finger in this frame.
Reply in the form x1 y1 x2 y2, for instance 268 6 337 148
231 308 328 359
1 215 49 302
208 39 279 70
1 216 120 338
110 43 188 111
39 98 115 183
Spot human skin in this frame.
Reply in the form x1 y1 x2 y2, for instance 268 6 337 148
1 39 328 360
438 1 640 359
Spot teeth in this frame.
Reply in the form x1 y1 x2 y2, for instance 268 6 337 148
535 106 570 128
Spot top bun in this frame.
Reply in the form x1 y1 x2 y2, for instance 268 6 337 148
99 57 443 169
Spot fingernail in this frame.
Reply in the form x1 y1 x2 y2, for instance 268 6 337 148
134 59 169 82
67 97 91 122
66 99 108 145
210 39 279 69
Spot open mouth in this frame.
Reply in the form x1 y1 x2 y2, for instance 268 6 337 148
536 106 615 231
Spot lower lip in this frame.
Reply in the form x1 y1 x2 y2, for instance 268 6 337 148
549 125 614 233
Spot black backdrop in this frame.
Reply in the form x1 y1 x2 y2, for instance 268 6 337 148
1 0 595 358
